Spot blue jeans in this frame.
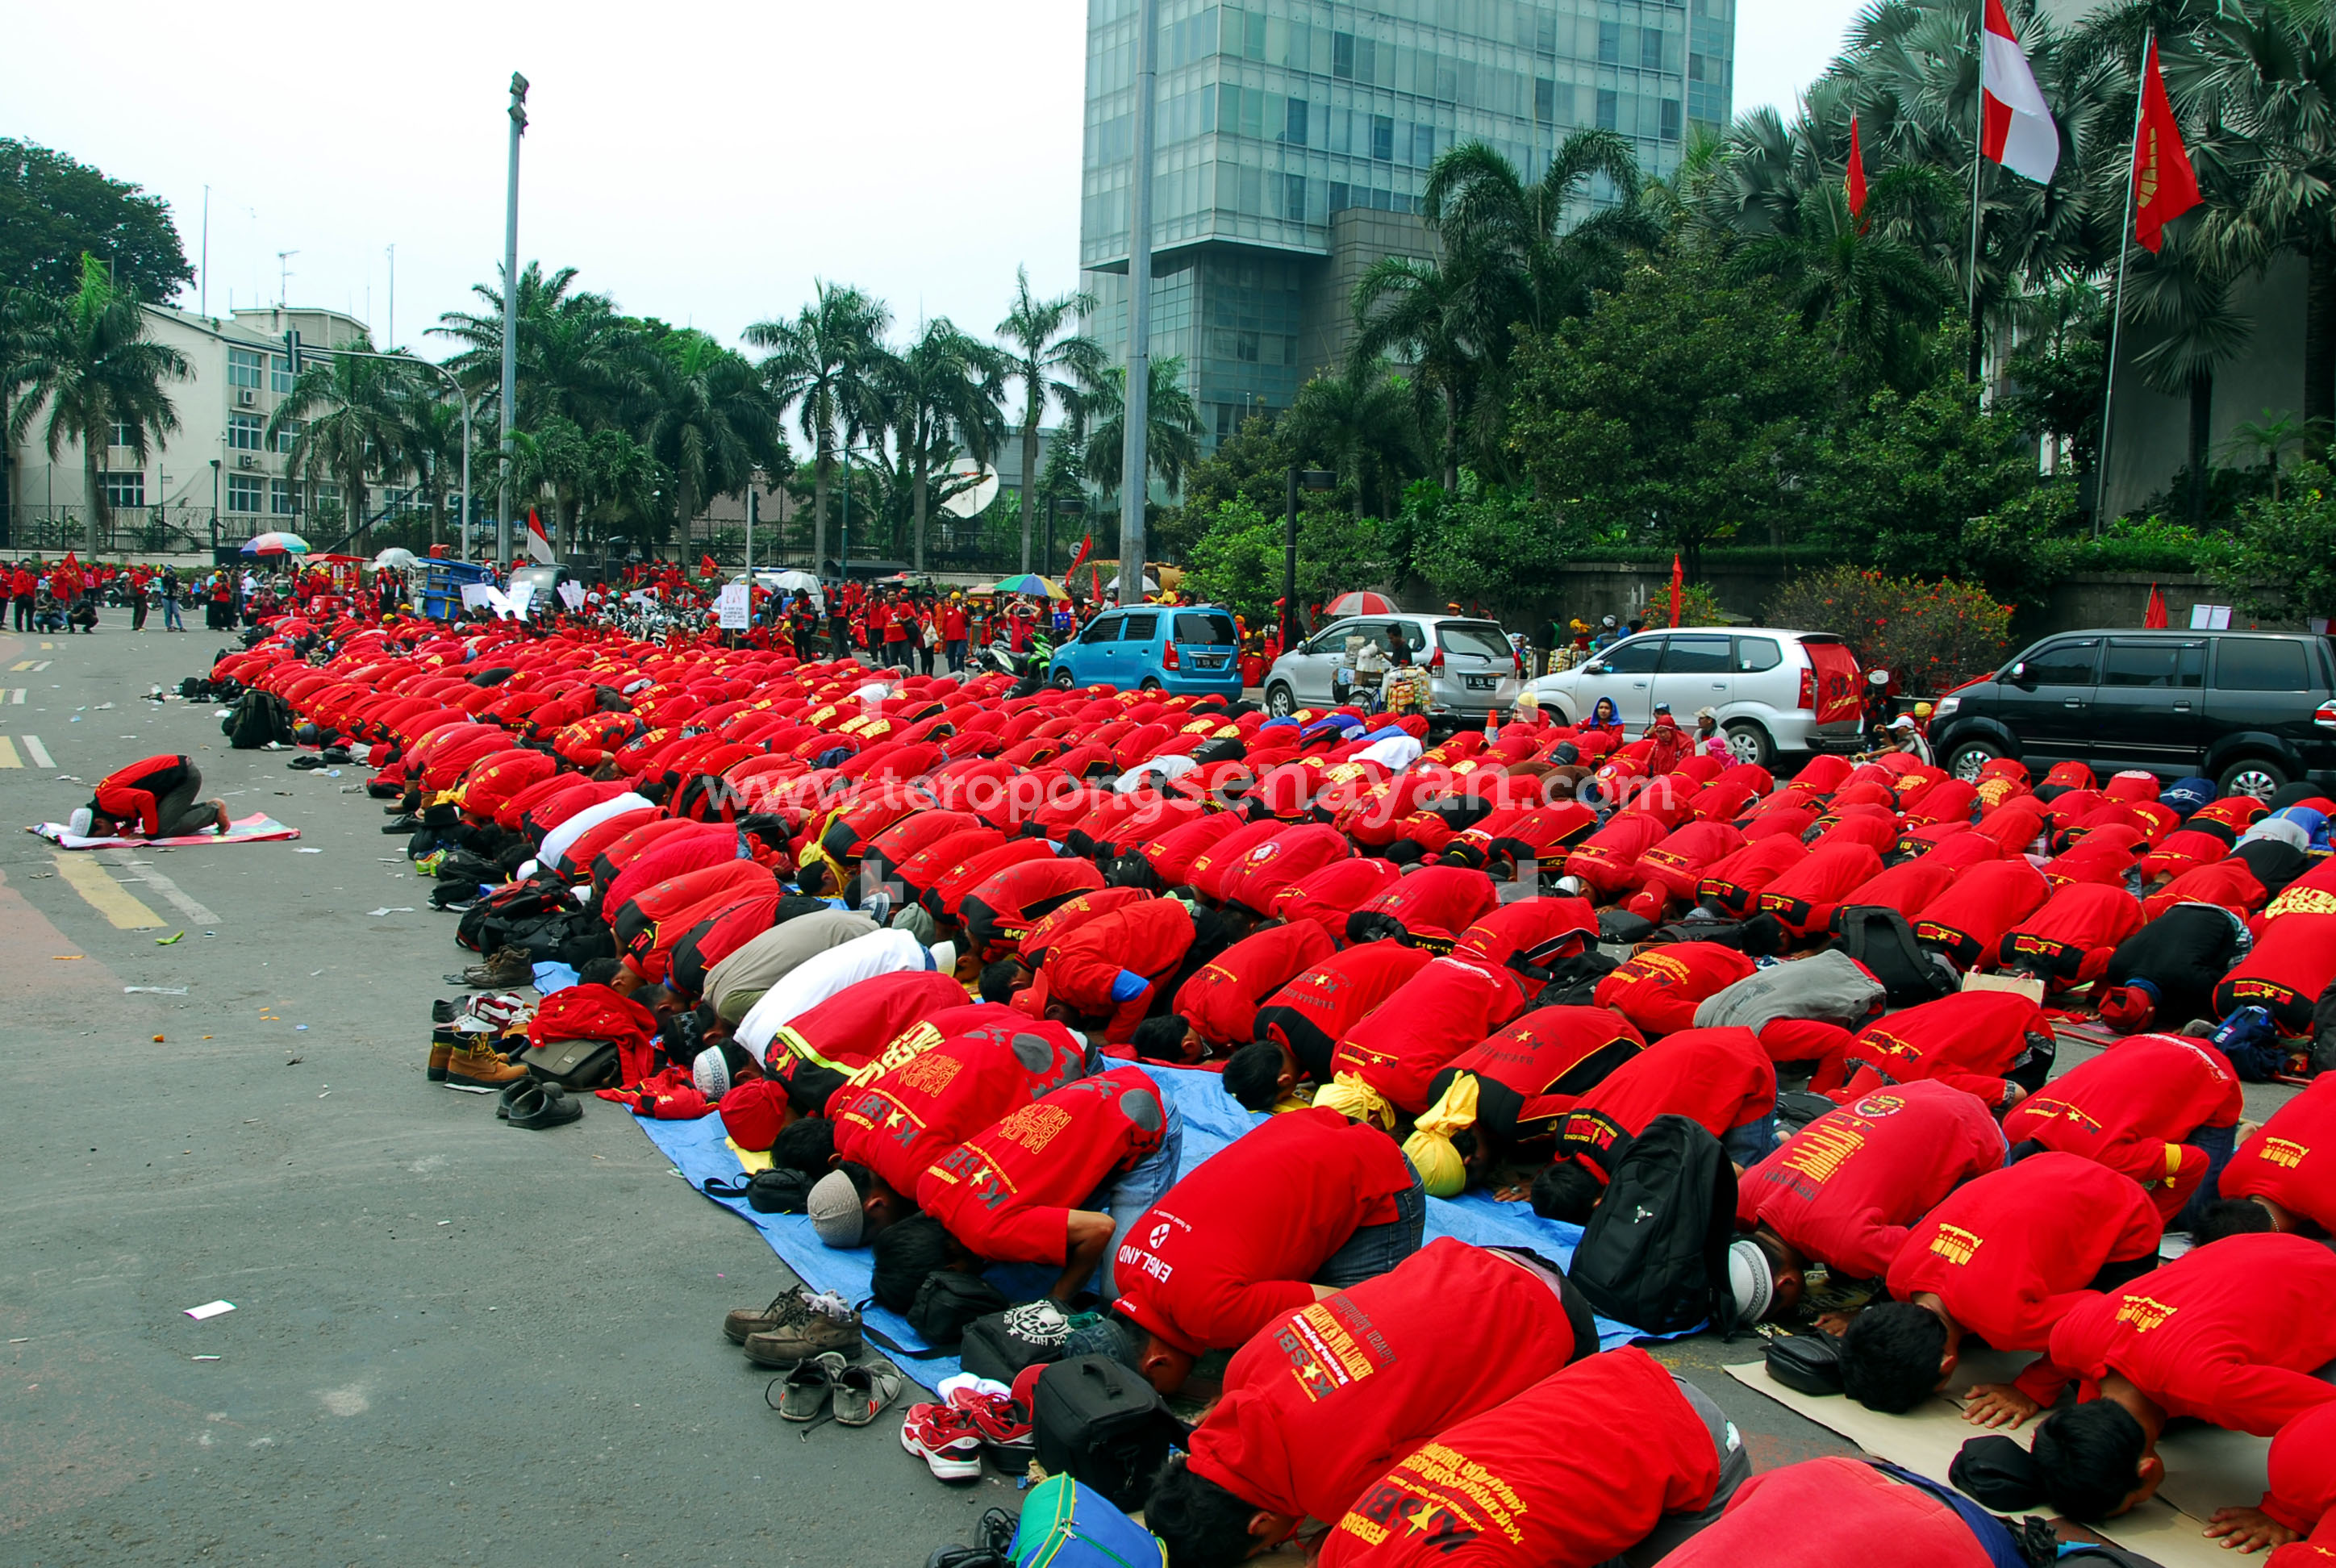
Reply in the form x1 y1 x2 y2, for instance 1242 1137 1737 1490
2175 1121 2240 1234
1093 1099 1185 1299
161 598 183 629
1314 1156 1428 1289
1724 1113 1781 1168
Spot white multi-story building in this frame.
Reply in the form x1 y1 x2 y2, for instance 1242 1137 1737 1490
6 303 376 553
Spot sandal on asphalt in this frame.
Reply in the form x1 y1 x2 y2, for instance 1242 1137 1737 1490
770 1351 848 1422
833 1359 903 1428
494 1078 536 1120
505 1082 581 1130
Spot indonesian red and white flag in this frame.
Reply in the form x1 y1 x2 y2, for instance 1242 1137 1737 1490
1980 0 2059 186
525 508 556 565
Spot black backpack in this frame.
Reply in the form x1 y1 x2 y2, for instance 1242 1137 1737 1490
1832 906 1954 1004
1032 1355 1188 1512
1565 1115 1739 1339
223 690 293 750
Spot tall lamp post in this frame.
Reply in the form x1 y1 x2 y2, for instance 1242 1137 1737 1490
1283 465 1335 650
1117 0 1161 608
495 72 529 567
209 458 222 557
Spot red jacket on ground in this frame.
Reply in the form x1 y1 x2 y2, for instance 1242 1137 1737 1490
916 1066 1167 1266
1888 1153 2163 1404
2042 1232 2336 1430
1184 1239 1589 1527
2001 1032 2242 1221
1737 1080 2006 1281
2222 1074 2336 1234
830 1017 1087 1197
1112 1107 1416 1356
1318 1347 1724 1568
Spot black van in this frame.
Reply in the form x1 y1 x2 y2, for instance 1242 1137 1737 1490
1929 628 2336 798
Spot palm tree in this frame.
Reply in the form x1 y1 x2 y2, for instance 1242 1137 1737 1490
2223 408 2306 499
749 282 890 573
1421 131 1658 339
881 319 1006 572
1284 361 1429 518
266 339 419 547
997 267 1102 573
641 330 785 544
3 257 188 552
1729 178 1957 389
399 386 466 547
1349 252 1484 490
1080 354 1203 501
430 261 646 432
2126 223 2255 523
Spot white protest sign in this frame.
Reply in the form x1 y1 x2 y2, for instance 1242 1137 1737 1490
715 582 751 630
459 583 494 613
504 581 535 617
557 580 586 612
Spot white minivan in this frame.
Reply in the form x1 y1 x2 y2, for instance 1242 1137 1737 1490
1526 626 1866 766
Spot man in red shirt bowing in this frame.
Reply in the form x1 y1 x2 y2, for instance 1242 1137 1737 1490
1319 1346 1750 1568
71 753 229 839
870 1065 1178 1306
1530 1026 1779 1224
2202 1072 2336 1242
1068 1107 1425 1393
2002 1030 2243 1227
1144 1237 1600 1568
1834 1153 2162 1419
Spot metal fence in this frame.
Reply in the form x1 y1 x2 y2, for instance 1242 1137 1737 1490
2 504 233 557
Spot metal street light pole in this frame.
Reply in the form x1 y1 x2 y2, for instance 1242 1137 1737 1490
1117 0 1160 607
1283 465 1334 650
496 72 529 568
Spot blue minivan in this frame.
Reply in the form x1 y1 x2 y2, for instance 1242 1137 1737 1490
1049 604 1243 697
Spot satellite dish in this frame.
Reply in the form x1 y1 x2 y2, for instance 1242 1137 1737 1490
939 459 1000 519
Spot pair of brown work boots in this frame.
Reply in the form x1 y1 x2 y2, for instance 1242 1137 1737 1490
427 1024 527 1091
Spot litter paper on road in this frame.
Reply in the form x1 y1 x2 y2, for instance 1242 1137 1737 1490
182 1300 236 1321
123 986 190 995
365 907 415 916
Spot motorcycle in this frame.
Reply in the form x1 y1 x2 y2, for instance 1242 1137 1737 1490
978 632 1054 682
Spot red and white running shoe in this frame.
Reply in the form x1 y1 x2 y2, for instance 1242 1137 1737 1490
899 1402 982 1481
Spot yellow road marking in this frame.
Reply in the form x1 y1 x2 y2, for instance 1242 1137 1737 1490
0 737 18 768
8 661 29 672
52 852 167 930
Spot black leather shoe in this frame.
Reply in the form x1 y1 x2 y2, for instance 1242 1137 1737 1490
506 1082 582 1130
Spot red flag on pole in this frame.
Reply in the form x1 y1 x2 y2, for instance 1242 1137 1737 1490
2143 583 2167 628
524 508 556 565
2132 40 2202 253
699 553 719 578
1846 115 1869 220
1668 553 1684 628
1065 534 1094 578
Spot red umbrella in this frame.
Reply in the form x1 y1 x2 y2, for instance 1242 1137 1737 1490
1323 590 1397 616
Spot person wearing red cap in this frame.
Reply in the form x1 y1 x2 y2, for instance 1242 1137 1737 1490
874 1065 1178 1305
1316 1345 1750 1568
2205 1074 2336 1241
2010 1234 2336 1530
1143 1238 1600 1568
1732 1080 2007 1323
2000 1032 2242 1226
812 1015 1092 1248
1834 1153 2161 1420
1078 1107 1425 1393
1531 1026 1779 1223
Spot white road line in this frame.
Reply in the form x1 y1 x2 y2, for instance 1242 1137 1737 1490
9 687 23 703
22 735 53 768
100 850 222 926
0 737 19 769
30 661 52 672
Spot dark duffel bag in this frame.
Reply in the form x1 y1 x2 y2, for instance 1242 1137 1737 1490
1031 1355 1187 1512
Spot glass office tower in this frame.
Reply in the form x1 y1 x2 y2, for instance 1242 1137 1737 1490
1080 0 1735 453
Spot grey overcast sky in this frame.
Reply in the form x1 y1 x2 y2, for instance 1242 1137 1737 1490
6 0 1867 358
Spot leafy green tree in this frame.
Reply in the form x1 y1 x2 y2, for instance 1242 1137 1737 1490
4 256 190 551
266 335 419 547
1400 475 1598 611
1729 179 1956 390
1421 131 1657 340
2004 279 2108 478
997 268 1102 573
1805 365 2045 582
2209 451 2336 620
749 281 890 570
1 140 193 304
1181 495 1400 624
1506 249 1836 577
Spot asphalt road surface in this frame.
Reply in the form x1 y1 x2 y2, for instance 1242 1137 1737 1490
0 618 2295 1567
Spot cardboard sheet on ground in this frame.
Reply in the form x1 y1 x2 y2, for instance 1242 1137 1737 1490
27 812 301 849
1723 1353 2271 1568
633 1063 1644 1391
